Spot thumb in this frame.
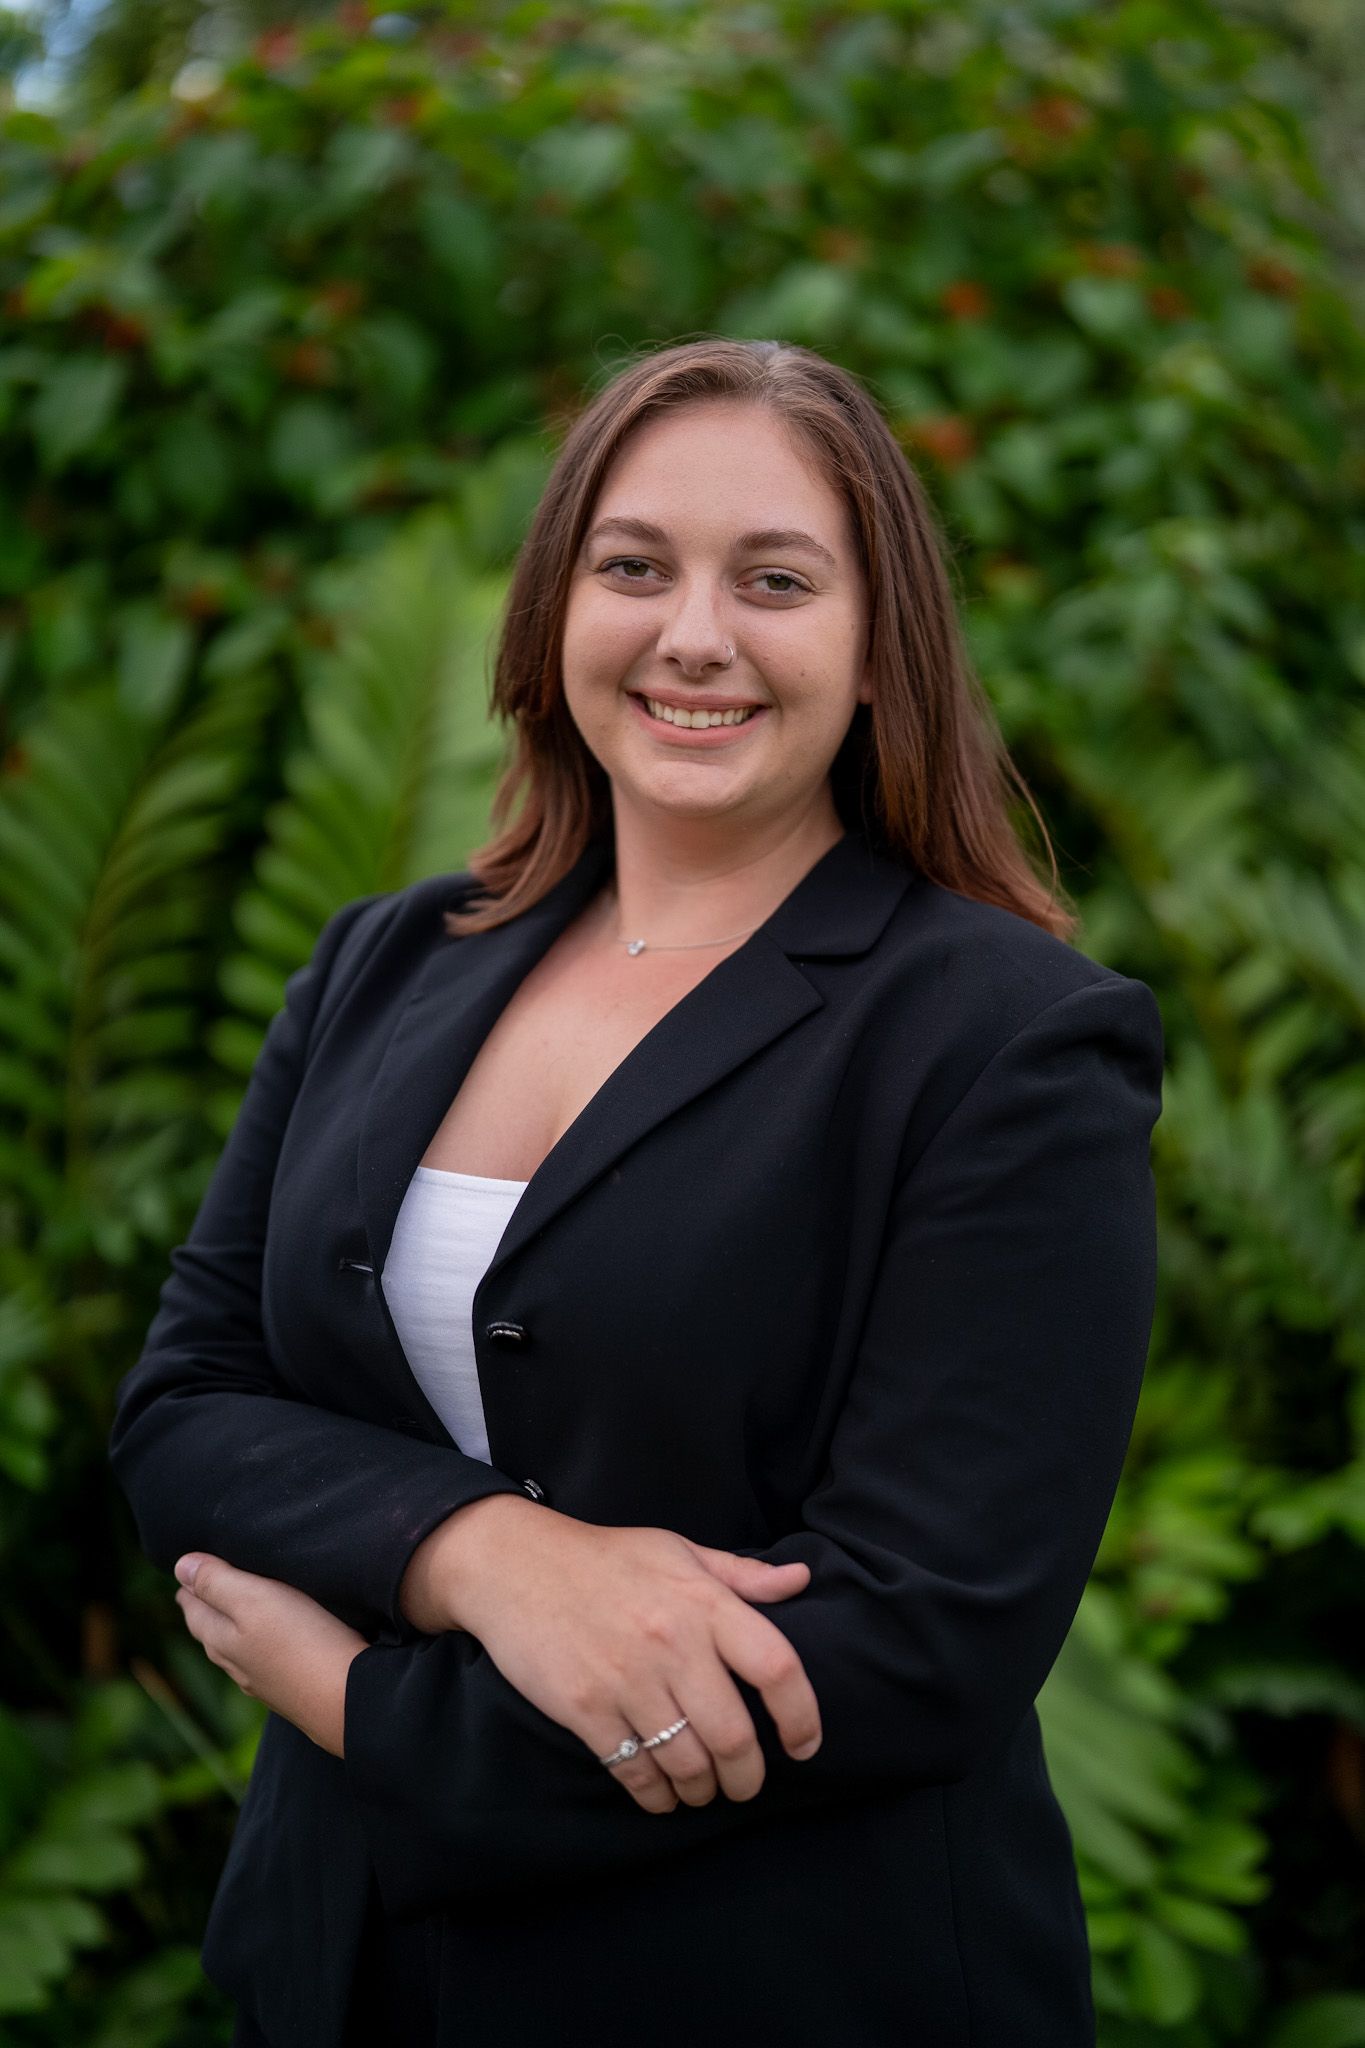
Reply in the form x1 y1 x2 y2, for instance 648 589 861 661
687 1544 812 1600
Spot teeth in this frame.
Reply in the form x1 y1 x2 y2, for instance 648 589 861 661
642 698 758 728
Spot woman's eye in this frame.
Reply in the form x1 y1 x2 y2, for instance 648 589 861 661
601 559 809 598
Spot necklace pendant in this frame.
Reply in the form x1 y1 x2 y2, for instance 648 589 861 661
625 938 646 956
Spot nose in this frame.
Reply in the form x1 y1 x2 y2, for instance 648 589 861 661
654 580 734 678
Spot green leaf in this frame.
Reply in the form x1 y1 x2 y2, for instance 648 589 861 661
1264 1995 1365 2048
1147 1889 1246 1956
1060 276 1147 341
268 398 360 507
4 1829 143 1893
1126 1917 1201 2024
30 356 129 473
728 262 855 342
115 602 195 722
907 128 1005 194
320 125 410 208
528 122 632 204
152 412 235 522
44 1763 161 1834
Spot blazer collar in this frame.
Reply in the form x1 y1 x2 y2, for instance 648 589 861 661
357 828 916 1301
754 825 916 959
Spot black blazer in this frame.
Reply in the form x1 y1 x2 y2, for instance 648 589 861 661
109 826 1164 2048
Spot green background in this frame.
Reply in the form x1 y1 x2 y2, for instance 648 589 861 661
1 2 1362 2040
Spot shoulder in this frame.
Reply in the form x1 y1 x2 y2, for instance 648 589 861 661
300 868 482 1009
857 869 1163 1156
880 868 1159 1031
889 869 1129 999
315 868 481 956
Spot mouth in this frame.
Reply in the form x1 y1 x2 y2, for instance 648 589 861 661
626 691 769 744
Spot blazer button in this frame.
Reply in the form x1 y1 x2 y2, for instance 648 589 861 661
521 1478 547 1503
485 1320 527 1348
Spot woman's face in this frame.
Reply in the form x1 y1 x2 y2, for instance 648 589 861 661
560 400 872 838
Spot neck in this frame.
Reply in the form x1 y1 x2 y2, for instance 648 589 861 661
603 801 847 949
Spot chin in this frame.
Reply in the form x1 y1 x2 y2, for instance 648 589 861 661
630 786 759 825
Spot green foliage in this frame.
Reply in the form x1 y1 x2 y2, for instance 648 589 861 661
0 1714 160 2014
212 508 517 1105
0 0 1362 2039
1040 1589 1270 2032
0 1662 257 2037
1265 1998 1365 2048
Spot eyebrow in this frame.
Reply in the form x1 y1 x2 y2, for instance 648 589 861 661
583 516 840 573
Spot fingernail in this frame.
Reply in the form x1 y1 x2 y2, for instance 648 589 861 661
174 1555 201 1587
792 1735 821 1760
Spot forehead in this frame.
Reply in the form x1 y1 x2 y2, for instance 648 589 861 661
589 401 854 561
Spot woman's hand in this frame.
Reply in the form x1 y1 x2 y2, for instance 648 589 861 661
172 1554 367 1759
411 1496 822 1816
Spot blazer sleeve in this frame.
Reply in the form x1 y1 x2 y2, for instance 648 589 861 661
107 895 538 1640
341 973 1165 1915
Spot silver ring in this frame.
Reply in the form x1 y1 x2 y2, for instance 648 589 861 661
641 1716 689 1750
598 1716 690 1768
598 1735 642 1768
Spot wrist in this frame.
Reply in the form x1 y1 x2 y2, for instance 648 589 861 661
398 1491 540 1633
312 1643 362 1760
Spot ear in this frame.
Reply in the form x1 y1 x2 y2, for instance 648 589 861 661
857 664 874 706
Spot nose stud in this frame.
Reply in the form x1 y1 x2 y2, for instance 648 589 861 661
680 643 734 677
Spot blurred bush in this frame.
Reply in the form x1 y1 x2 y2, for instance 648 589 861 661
0 1 1363 2040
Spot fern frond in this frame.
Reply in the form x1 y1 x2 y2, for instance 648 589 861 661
217 509 508 1079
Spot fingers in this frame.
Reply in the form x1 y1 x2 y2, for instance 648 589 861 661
712 1603 822 1764
685 1544 812 1603
594 1712 681 1814
173 1556 262 1693
175 1583 228 1647
623 1692 720 1809
173 1552 246 1611
175 1584 250 1690
586 1552 820 1810
666 1658 768 1803
595 1651 798 1812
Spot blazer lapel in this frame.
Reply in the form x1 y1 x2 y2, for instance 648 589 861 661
357 836 612 1279
357 827 916 1297
483 929 823 1288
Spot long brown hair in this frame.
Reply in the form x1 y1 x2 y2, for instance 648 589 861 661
445 337 1077 941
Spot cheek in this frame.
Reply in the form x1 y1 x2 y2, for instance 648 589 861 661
563 595 644 678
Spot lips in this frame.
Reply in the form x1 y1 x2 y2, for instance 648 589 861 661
625 691 769 744
627 690 766 716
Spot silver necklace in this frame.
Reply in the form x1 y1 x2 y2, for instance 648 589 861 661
604 889 761 957
613 923 761 957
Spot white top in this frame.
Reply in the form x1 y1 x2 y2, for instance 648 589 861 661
380 1165 530 1462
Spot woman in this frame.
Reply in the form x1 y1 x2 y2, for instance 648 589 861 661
109 337 1164 2047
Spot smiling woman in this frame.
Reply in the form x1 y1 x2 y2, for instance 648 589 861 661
441 336 1073 950
108 337 1163 2048
558 400 872 848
